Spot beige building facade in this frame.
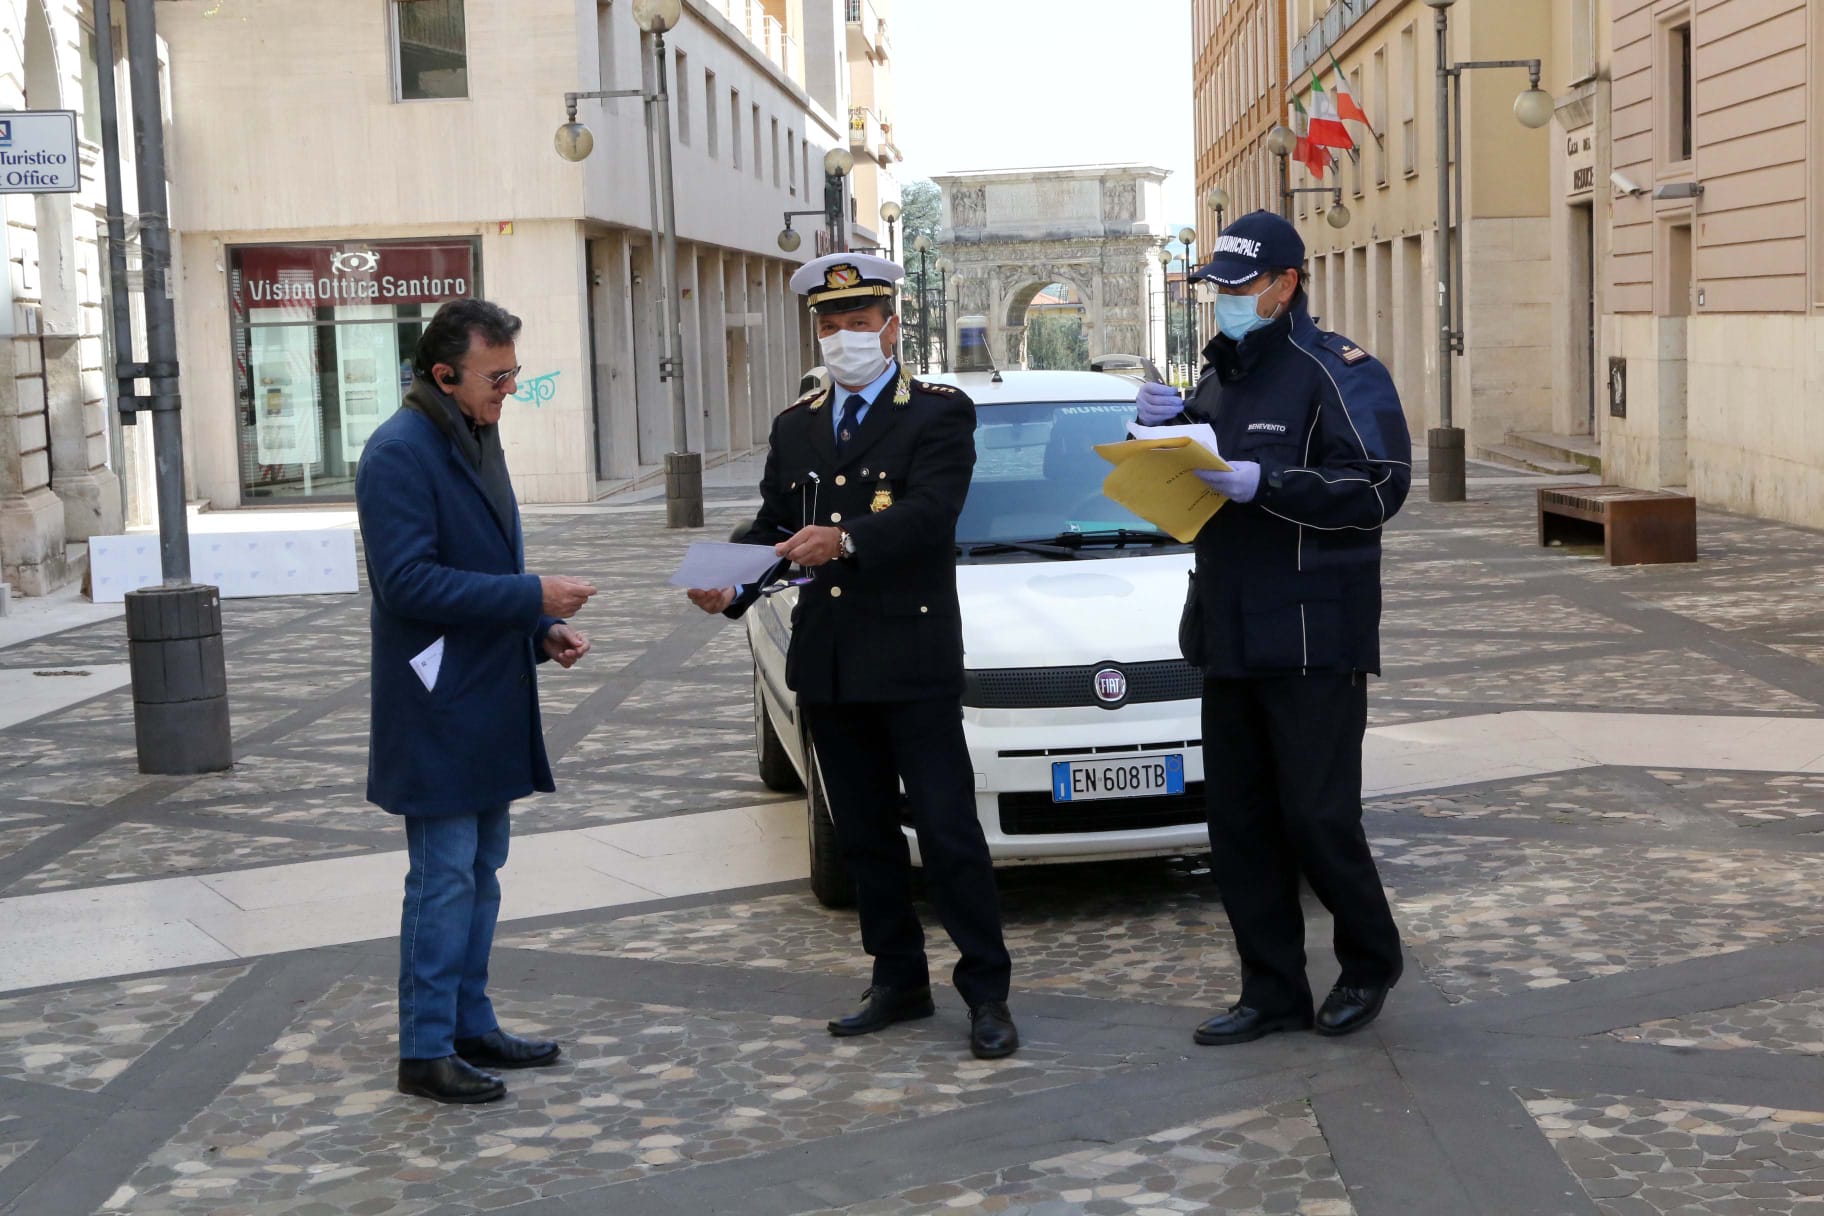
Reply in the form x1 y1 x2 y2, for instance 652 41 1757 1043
1192 0 1288 293
158 0 876 512
1600 0 1823 526
0 0 135 596
1265 0 1560 453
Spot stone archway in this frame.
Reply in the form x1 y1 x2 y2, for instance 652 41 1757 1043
933 165 1172 371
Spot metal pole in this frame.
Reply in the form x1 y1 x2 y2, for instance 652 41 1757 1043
1279 150 1292 220
125 0 188 582
649 29 702 529
1429 4 1465 502
94 0 137 427
939 268 949 372
123 0 231 774
1183 240 1197 369
917 247 929 374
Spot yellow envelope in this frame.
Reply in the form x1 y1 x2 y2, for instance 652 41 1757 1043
1093 436 1233 544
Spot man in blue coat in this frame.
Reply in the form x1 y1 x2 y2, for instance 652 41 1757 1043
356 299 597 1104
1137 212 1411 1048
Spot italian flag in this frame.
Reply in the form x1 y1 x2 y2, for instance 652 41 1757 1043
1329 53 1382 145
1307 76 1356 153
1289 94 1333 178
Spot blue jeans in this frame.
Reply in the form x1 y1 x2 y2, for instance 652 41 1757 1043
399 807 510 1059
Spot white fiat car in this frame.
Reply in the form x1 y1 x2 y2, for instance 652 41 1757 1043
745 368 1208 907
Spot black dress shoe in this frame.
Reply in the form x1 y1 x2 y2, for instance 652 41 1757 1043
455 1028 562 1069
1192 1004 1314 1046
827 985 937 1037
398 1055 506 1104
1315 984 1393 1037
968 1001 1020 1060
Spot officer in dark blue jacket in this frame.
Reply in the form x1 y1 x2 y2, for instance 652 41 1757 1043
1138 211 1411 1047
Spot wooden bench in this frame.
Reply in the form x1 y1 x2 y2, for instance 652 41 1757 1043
1537 485 1697 566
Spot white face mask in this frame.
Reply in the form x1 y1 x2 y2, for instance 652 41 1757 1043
819 328 891 388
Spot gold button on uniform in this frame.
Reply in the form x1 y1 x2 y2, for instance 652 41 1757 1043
834 475 847 486
830 586 843 598
829 511 842 523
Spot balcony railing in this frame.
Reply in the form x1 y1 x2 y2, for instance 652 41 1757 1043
1290 0 1377 81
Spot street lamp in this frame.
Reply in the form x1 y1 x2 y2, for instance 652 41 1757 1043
1265 125 1298 220
879 199 901 263
552 0 701 527
1207 185 1229 236
1178 226 1198 368
912 234 932 373
935 256 952 371
1153 245 1174 375
825 146 854 252
1423 0 1551 502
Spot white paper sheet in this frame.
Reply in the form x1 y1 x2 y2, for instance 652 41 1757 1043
1127 420 1223 462
668 542 785 590
410 637 445 692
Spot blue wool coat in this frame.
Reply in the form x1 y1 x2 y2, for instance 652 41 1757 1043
355 402 557 818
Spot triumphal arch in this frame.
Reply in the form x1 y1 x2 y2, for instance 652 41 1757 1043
932 164 1172 368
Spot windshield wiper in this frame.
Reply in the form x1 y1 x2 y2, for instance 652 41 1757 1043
957 538 1083 559
1046 529 1182 549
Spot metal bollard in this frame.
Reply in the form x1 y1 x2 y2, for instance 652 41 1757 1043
125 583 233 774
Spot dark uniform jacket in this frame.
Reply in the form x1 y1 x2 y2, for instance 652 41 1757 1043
1178 300 1411 678
355 381 560 817
726 363 976 705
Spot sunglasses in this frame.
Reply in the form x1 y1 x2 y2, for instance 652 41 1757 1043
459 364 522 390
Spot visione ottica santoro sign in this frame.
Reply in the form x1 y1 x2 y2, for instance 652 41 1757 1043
0 111 80 194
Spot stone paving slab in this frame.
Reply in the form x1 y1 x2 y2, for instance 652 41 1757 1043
107 979 1132 1216
787 1100 1353 1216
1522 1090 1824 1215
0 965 252 1092
3 822 367 893
1611 989 1824 1058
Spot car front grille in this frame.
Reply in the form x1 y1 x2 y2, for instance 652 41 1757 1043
997 784 1207 836
963 660 1202 709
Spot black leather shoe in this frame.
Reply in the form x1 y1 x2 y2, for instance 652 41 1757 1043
1192 1004 1314 1046
397 1055 506 1104
969 1001 1020 1059
1315 984 1393 1037
827 985 937 1037
455 1028 562 1069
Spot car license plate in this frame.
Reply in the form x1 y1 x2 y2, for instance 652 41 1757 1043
1051 754 1185 803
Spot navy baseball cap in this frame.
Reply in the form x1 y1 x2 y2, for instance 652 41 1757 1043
1191 210 1307 287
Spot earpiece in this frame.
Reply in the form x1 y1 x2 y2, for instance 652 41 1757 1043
440 373 459 388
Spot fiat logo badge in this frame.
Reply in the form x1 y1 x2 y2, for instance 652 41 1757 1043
1093 667 1128 705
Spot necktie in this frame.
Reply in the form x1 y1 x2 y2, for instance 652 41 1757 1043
836 394 864 457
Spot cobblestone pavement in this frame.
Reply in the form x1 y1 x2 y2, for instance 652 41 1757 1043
11 469 1824 1214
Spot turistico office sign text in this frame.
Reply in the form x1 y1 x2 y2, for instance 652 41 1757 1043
0 111 80 194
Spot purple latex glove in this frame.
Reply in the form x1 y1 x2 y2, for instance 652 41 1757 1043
1195 461 1262 504
1135 381 1184 425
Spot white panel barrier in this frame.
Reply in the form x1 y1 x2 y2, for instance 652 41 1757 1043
89 531 359 604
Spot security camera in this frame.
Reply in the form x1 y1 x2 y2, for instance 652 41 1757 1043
1610 171 1646 197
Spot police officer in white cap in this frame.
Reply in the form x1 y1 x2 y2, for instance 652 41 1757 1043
685 252 1018 1060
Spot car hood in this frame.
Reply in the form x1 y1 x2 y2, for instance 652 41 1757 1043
959 552 1194 670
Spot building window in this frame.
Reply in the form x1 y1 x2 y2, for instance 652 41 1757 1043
705 70 718 157
1570 0 1596 84
80 25 104 145
788 133 796 195
752 102 762 179
230 239 479 502
1350 66 1365 198
673 48 689 144
802 137 811 198
1372 48 1388 187
1400 22 1417 176
1668 21 1693 163
771 116 780 188
731 89 741 169
394 0 467 101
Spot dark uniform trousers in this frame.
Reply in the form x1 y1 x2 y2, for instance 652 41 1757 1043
1202 673 1402 1015
801 698 1011 1008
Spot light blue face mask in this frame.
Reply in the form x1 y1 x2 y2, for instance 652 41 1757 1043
1214 289 1276 342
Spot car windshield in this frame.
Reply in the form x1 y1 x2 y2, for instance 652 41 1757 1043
956 400 1183 552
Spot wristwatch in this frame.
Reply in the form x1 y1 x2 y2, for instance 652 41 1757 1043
837 528 855 560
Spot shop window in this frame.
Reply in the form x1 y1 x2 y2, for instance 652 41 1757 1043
395 0 467 101
230 240 479 502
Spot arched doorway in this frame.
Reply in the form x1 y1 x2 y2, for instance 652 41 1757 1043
1002 278 1090 370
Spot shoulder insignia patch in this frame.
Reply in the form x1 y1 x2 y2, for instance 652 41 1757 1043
912 378 968 400
1339 344 1370 365
1320 332 1372 365
786 386 829 413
